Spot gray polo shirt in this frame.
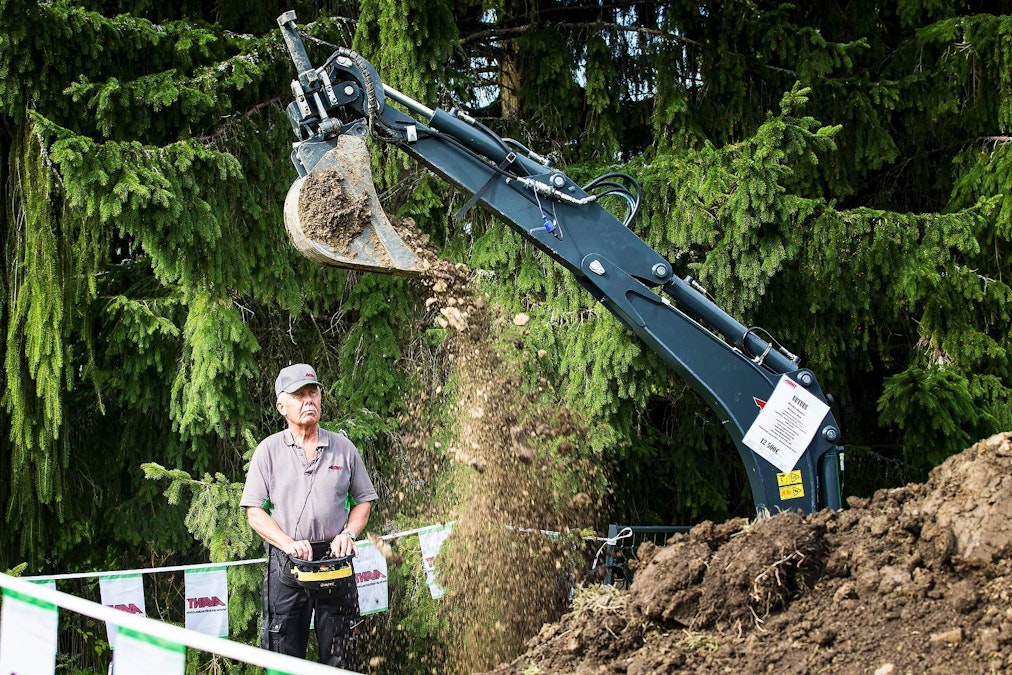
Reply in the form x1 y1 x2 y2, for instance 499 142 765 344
240 427 378 543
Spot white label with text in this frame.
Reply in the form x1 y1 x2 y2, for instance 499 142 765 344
743 375 830 474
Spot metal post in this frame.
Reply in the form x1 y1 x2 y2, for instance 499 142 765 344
603 523 619 586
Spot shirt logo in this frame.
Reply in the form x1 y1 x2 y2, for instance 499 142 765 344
329 465 342 471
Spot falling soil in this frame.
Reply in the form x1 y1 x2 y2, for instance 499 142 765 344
297 167 373 252
367 217 598 674
484 432 1012 674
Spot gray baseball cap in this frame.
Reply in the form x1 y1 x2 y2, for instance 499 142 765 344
275 363 321 398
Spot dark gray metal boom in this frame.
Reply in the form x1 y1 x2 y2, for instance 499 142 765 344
276 12 844 515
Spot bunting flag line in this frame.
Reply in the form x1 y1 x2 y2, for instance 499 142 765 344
110 627 185 675
184 566 229 637
99 573 146 649
352 541 388 615
0 587 59 675
417 523 454 600
17 518 566 632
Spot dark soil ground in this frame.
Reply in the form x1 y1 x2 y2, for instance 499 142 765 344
485 432 1012 674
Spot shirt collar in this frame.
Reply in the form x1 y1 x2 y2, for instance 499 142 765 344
281 428 331 449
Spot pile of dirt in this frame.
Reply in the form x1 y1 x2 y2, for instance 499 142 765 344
485 432 1012 674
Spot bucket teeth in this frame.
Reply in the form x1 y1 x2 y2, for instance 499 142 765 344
283 135 424 275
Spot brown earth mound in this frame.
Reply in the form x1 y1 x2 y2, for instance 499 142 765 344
486 432 1012 674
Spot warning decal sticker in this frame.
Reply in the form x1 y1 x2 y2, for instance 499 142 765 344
776 470 802 487
776 470 805 500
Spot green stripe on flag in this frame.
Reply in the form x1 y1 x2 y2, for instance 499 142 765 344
2 587 57 612
100 573 143 580
117 626 186 654
185 565 227 575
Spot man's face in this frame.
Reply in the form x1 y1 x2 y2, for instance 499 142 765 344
277 384 322 428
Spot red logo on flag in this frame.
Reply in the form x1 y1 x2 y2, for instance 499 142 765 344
109 603 144 614
355 569 387 583
187 596 226 609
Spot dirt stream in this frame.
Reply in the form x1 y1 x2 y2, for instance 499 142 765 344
352 217 596 674
303 199 1012 674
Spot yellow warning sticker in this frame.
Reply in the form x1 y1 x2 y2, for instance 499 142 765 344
776 470 804 500
779 483 805 500
776 470 802 487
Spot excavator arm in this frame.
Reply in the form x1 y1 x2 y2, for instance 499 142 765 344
276 12 844 515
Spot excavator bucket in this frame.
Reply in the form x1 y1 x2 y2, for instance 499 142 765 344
283 134 424 275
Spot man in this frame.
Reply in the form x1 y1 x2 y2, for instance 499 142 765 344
241 363 378 668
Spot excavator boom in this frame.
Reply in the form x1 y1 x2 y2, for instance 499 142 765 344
275 12 845 515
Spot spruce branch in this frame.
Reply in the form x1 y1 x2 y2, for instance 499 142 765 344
4 563 28 577
141 461 195 484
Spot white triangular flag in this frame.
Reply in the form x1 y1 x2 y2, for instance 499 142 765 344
417 523 453 599
99 574 146 649
184 566 229 637
352 541 388 614
0 587 59 675
111 627 185 674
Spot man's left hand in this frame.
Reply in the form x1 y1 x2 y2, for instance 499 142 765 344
330 531 358 558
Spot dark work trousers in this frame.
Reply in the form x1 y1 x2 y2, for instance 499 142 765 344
262 544 361 669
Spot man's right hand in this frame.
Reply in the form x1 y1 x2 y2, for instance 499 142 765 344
285 539 313 560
